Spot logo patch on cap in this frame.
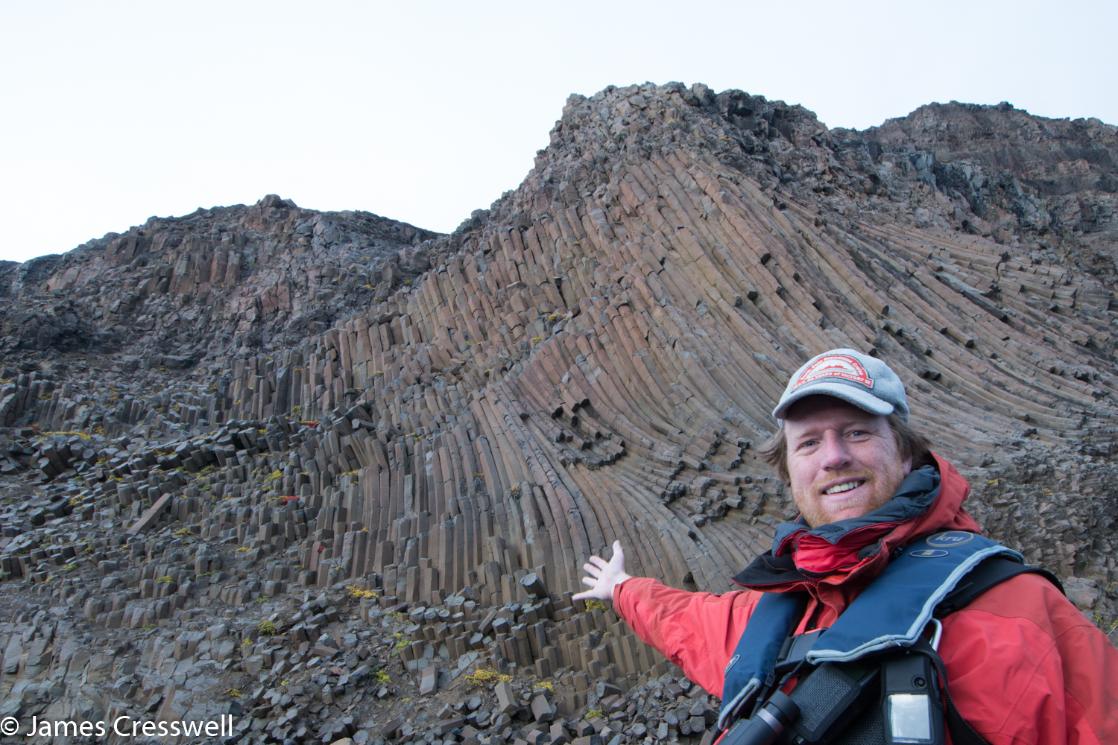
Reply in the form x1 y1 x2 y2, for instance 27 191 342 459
794 354 874 390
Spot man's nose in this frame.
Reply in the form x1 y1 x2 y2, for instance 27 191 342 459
819 434 851 469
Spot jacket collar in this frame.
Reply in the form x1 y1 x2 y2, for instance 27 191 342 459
733 452 982 591
770 465 941 554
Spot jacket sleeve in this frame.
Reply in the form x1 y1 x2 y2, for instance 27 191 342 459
939 573 1118 745
613 577 762 698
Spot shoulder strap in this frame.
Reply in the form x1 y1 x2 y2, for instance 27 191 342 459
936 555 1064 616
716 591 807 731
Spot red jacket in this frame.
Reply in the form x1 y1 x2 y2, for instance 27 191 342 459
614 454 1118 744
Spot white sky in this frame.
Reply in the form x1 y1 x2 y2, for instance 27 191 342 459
1 0 1114 263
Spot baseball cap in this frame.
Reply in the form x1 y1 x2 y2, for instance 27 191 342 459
771 348 910 421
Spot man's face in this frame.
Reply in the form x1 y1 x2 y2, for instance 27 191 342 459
783 396 912 527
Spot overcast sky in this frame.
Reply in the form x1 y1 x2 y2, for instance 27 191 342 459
1 1 1114 263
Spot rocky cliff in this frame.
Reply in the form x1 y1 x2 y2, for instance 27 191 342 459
0 195 436 362
1 83 1114 744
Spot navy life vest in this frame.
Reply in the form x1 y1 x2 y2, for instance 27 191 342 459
717 531 1055 740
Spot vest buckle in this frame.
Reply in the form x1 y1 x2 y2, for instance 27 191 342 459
774 628 823 676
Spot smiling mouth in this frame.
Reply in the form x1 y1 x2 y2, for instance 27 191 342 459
823 479 866 495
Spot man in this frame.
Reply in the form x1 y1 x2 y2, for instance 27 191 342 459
574 348 1117 744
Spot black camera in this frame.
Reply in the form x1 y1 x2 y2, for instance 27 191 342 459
718 653 944 745
720 691 800 745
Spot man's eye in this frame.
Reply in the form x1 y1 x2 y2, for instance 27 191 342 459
797 439 818 450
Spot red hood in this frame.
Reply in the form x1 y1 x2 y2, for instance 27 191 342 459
860 451 982 555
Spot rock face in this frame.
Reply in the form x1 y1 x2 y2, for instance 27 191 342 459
0 83 1115 742
0 194 437 362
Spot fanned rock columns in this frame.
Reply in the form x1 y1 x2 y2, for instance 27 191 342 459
218 135 1114 600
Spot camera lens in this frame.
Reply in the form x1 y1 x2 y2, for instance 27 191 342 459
721 692 800 745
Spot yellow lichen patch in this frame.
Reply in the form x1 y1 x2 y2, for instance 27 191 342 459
464 667 512 687
37 430 93 441
346 585 379 600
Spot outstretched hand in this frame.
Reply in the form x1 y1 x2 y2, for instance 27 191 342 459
572 540 632 603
